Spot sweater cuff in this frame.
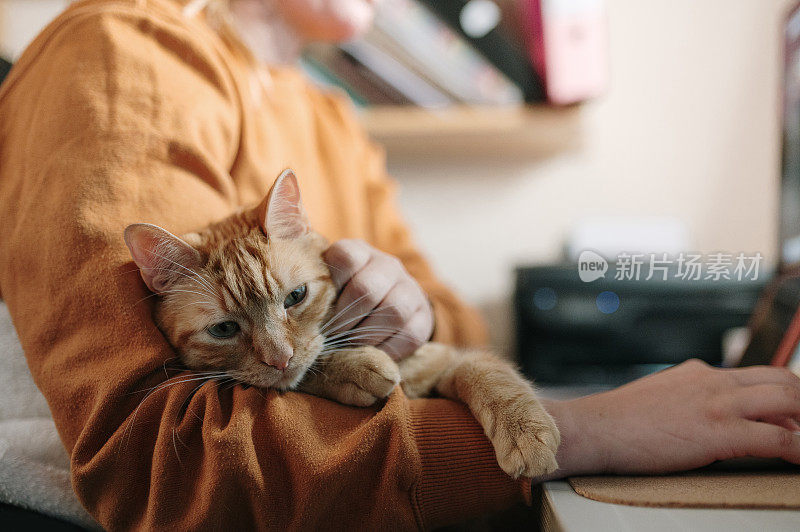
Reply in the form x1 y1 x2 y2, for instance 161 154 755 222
427 293 488 348
407 398 532 529
428 295 455 346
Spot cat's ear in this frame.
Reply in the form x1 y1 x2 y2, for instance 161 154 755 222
124 223 202 293
256 169 309 239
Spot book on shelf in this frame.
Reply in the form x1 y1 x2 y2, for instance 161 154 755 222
300 0 530 108
302 47 411 106
299 56 369 107
366 0 523 106
338 38 454 108
417 0 545 102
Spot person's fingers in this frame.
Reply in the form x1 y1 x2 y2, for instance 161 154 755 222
378 307 433 361
331 252 405 316
323 239 372 290
727 365 800 387
330 261 396 334
732 384 800 420
760 416 800 432
736 420 800 464
322 241 428 352
355 282 422 346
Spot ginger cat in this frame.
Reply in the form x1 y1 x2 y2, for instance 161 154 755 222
124 170 559 479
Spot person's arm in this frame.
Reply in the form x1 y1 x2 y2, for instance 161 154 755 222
545 359 800 478
0 4 527 529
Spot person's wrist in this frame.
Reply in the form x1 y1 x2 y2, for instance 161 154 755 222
540 398 607 479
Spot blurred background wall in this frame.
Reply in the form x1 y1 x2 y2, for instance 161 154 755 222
390 0 794 352
0 0 795 354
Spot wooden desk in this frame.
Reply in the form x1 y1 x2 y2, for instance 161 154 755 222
541 480 800 532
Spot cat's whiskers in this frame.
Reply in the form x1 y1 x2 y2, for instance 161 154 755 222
320 302 410 337
160 288 216 304
301 294 371 351
123 262 218 302
116 264 213 289
127 370 229 394
172 428 185 467
300 364 323 380
324 326 418 344
323 262 346 276
144 249 217 294
144 266 217 298
218 378 238 392
130 281 216 309
132 292 162 306
122 372 230 451
323 327 419 348
322 336 384 348
178 379 218 423
316 306 385 346
170 374 235 465
161 356 179 379
319 335 396 349
319 337 415 362
142 264 214 292
317 293 371 335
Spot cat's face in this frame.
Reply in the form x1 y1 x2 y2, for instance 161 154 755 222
125 170 337 389
157 227 336 390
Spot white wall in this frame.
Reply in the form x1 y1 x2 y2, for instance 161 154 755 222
0 0 68 59
390 0 795 353
1 0 794 354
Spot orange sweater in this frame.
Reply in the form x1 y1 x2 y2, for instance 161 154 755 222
0 0 530 529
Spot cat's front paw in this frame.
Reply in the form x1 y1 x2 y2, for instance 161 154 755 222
320 346 401 407
491 399 560 479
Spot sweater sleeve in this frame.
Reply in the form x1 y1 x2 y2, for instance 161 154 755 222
0 3 527 530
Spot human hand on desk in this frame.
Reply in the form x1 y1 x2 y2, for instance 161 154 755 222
543 360 800 477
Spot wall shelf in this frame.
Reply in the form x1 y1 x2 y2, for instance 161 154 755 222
359 104 582 159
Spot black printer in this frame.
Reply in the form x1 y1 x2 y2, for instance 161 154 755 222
514 264 768 386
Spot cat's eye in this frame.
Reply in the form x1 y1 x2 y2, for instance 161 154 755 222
207 321 240 339
284 284 308 309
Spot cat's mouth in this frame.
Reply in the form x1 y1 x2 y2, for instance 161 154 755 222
270 363 308 390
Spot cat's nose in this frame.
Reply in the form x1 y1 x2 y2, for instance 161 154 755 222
263 347 293 371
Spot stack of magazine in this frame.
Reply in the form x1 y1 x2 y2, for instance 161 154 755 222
300 0 540 108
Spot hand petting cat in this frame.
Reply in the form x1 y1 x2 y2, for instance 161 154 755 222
323 239 434 360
